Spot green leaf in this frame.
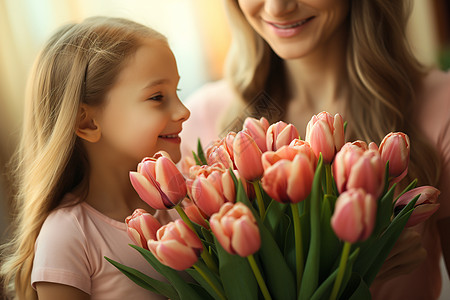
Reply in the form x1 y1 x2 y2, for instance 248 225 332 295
299 156 324 300
258 215 297 300
319 195 341 281
353 194 419 284
214 236 258 300
341 273 372 300
192 151 202 166
310 248 360 300
104 256 179 300
197 138 208 165
129 245 202 300
372 183 396 237
263 199 288 234
393 178 418 204
237 180 297 299
185 260 225 300
187 283 216 300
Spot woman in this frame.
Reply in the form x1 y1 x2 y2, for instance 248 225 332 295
181 0 450 299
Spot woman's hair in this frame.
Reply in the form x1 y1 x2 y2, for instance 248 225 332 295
223 0 441 186
0 16 166 299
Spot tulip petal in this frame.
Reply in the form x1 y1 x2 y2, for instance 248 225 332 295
156 157 186 206
153 240 199 270
191 177 225 216
231 217 261 257
129 172 166 209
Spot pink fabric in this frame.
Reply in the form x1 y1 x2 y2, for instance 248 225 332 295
180 80 234 159
31 194 175 299
180 71 450 299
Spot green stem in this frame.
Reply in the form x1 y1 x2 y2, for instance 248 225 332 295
247 254 272 300
175 204 195 231
175 205 218 274
291 203 304 293
325 164 333 195
252 181 266 220
193 263 227 300
329 242 352 300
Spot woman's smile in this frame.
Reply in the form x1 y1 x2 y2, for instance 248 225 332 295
264 16 315 38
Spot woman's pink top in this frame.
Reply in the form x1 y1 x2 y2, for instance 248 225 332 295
31 194 175 299
180 71 450 299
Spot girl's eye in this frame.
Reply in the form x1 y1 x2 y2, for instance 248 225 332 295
148 94 163 101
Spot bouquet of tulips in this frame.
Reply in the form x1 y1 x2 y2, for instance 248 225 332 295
105 111 440 300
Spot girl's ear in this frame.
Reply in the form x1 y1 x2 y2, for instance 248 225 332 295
76 104 101 143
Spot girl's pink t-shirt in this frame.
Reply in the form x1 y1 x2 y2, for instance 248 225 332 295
31 194 174 299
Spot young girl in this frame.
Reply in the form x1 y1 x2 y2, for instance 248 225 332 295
181 0 450 299
1 16 190 299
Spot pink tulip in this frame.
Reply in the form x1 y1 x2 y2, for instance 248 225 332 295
394 186 440 227
210 202 261 257
148 219 203 270
379 132 410 182
331 188 377 243
187 164 238 216
261 146 316 203
266 121 300 151
130 152 187 210
233 131 264 181
333 145 384 198
243 117 269 152
305 111 345 163
182 198 209 228
207 144 234 169
125 209 162 250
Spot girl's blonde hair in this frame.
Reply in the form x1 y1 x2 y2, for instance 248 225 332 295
1 16 166 299
223 0 441 186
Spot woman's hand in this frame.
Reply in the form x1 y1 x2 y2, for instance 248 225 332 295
374 228 426 282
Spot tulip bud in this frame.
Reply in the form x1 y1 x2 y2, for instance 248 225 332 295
125 209 162 250
379 132 410 182
148 219 203 270
233 131 264 181
130 152 187 210
243 117 269 152
207 144 234 169
394 186 440 227
187 164 239 216
331 189 377 243
182 198 209 228
333 145 384 198
261 146 316 203
266 121 300 151
210 202 261 257
305 111 345 163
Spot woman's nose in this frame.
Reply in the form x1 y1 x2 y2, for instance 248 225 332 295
264 0 297 17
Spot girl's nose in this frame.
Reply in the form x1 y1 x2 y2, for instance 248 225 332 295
173 97 190 123
264 0 297 17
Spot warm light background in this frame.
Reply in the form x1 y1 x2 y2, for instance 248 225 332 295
0 0 449 297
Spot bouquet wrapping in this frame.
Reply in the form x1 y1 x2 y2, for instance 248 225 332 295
106 111 440 300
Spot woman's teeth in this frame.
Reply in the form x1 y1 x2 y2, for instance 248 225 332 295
272 18 311 29
159 134 178 138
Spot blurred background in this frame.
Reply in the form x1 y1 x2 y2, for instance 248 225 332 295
0 0 449 297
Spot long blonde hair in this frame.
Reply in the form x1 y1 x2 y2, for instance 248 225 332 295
223 0 441 186
0 16 166 299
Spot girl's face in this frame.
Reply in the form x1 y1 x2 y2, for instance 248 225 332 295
95 39 190 165
237 0 350 59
